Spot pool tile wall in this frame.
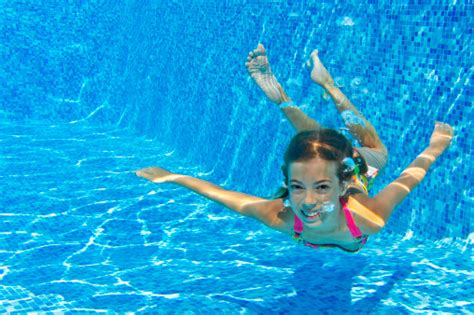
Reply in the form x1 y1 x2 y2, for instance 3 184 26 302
0 1 130 122
0 1 472 240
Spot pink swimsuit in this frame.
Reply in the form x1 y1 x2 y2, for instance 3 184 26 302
293 198 368 253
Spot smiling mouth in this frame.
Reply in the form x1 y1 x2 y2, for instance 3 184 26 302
302 210 321 219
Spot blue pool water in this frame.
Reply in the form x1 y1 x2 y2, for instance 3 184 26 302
1 1 473 314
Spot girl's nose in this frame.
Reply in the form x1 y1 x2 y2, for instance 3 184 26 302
303 191 319 207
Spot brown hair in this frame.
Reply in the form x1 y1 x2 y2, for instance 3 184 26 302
273 129 354 199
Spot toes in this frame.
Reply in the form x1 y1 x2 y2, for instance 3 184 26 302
306 49 320 68
250 44 266 58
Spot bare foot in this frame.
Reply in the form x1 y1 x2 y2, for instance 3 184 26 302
246 44 286 104
307 49 334 89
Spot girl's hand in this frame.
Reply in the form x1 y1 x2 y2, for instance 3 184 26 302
429 122 454 153
136 166 176 183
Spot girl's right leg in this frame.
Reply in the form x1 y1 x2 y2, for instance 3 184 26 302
246 44 320 132
307 50 387 155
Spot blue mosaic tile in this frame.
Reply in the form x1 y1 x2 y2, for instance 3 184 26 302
1 0 472 239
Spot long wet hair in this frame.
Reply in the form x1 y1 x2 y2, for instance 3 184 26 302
273 128 355 199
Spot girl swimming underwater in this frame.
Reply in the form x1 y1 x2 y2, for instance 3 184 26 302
136 122 452 252
136 45 453 252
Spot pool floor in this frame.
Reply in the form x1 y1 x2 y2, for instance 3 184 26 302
0 122 472 314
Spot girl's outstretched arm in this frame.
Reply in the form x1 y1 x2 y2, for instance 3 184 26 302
350 122 454 230
135 167 291 232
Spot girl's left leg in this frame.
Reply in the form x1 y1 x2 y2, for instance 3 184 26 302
246 44 320 132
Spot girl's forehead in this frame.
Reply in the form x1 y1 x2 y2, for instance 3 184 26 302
289 158 339 181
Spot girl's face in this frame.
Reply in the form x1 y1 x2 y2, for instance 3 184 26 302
288 157 346 226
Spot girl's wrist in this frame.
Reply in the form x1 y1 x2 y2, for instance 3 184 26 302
167 174 187 183
424 145 445 159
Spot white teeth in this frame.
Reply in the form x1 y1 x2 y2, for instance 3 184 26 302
302 203 335 217
303 210 320 217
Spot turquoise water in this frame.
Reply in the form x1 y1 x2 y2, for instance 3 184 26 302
1 1 473 314
1 122 471 313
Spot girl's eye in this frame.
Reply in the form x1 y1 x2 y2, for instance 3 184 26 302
289 184 303 191
316 185 330 192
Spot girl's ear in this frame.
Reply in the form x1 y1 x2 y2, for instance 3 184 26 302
340 181 351 197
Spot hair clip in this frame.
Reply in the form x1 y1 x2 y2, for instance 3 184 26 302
342 157 359 175
342 157 355 169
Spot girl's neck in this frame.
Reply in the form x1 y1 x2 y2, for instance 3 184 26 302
304 202 344 235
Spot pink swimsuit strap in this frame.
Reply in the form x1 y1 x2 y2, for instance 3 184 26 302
294 213 304 234
293 198 365 240
339 197 363 238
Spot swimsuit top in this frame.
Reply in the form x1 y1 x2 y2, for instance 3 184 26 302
293 198 368 253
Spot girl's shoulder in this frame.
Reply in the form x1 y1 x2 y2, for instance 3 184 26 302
275 199 296 235
252 198 294 235
345 194 384 235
